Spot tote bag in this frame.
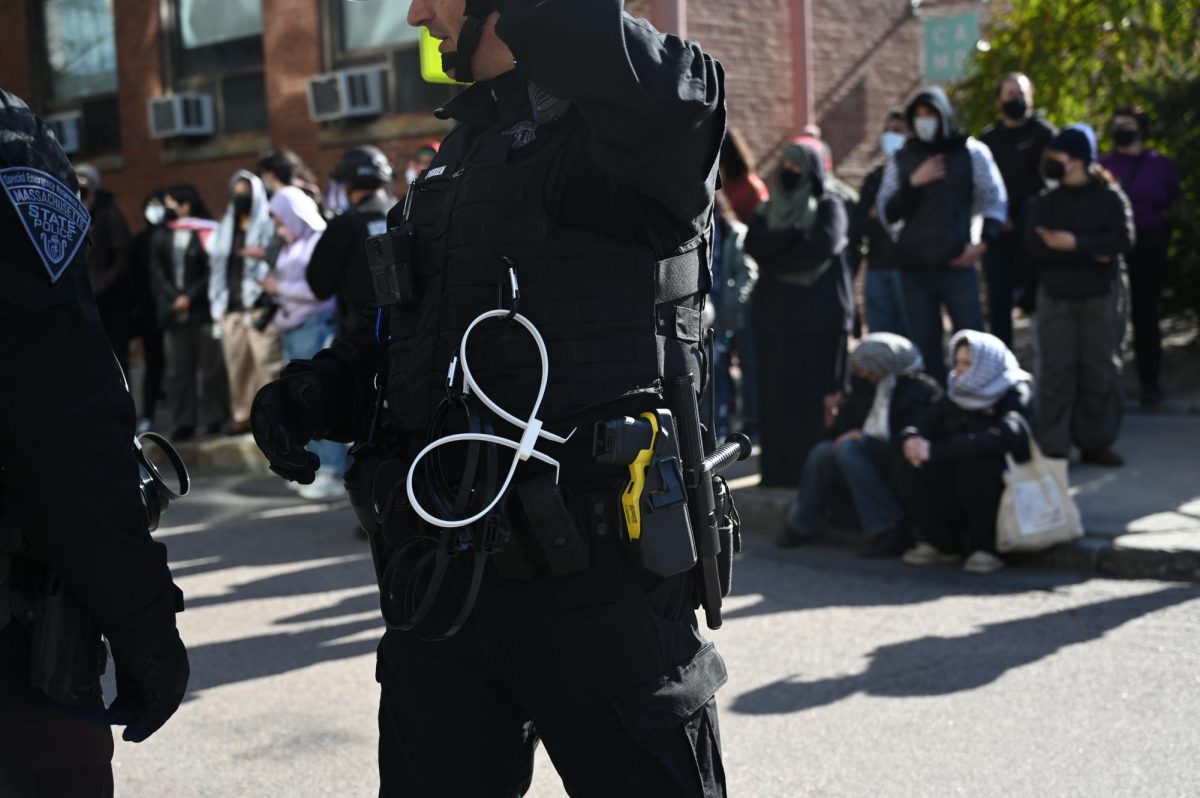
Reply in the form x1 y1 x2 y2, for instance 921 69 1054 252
996 420 1083 553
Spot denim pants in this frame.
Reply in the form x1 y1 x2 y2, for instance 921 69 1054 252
282 309 348 478
787 438 905 537
901 267 985 384
865 270 910 337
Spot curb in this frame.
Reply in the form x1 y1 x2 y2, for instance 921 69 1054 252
730 484 1200 583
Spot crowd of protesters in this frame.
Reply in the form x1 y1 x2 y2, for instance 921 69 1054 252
711 72 1179 574
74 142 439 502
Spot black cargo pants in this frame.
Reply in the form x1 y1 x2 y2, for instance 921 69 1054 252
374 531 728 797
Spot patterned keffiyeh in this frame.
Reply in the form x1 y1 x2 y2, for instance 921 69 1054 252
946 329 1031 411
850 333 924 441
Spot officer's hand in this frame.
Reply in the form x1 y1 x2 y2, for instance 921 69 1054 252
105 633 190 743
251 373 328 484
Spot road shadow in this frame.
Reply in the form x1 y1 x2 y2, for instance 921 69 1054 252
731 585 1199 716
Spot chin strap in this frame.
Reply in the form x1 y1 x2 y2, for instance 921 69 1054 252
443 0 496 83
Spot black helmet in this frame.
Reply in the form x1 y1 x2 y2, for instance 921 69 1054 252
332 145 394 184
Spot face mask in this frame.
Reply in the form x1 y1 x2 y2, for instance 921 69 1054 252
144 204 166 226
79 187 93 204
913 117 940 143
1043 159 1066 181
405 167 419 185
1113 128 1138 148
880 131 906 158
1001 97 1028 121
780 170 803 191
162 206 179 223
232 194 253 217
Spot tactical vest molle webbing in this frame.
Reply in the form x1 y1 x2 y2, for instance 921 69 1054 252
386 113 711 433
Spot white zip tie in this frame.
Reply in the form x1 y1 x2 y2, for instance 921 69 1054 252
406 310 574 529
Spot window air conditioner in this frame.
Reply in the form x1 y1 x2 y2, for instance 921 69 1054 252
46 112 83 155
306 67 385 122
147 93 216 139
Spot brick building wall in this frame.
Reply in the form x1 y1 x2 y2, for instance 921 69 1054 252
0 0 998 222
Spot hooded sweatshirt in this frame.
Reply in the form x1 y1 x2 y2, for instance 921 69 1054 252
877 87 1008 271
267 186 333 332
209 170 275 319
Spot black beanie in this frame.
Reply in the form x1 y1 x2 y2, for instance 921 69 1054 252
1048 128 1094 165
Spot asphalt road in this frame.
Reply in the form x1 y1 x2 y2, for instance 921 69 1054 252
108 474 1200 797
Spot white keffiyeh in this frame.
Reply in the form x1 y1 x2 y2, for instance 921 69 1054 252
850 333 924 441
946 329 1031 411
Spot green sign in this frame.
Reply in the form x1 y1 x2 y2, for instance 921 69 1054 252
924 12 980 82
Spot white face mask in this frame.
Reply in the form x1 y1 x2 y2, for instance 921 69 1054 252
144 204 166 226
405 167 419 185
914 117 940 143
880 131 906 157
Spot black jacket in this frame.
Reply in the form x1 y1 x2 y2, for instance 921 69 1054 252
903 383 1034 464
980 115 1056 223
0 89 180 647
831 374 943 447
307 193 389 339
1023 177 1135 299
745 142 854 336
150 225 213 328
307 4 725 440
851 165 898 272
85 189 132 306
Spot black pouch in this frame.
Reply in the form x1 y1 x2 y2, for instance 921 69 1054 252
517 473 590 578
365 223 419 310
28 582 106 707
372 457 418 550
713 476 741 598
345 443 389 583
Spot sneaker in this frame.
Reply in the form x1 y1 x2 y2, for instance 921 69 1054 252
861 526 912 558
298 473 345 501
963 551 1006 575
902 542 958 567
1080 447 1124 467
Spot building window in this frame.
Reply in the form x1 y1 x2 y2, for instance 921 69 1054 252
32 0 121 154
327 2 450 115
163 0 268 137
43 0 119 101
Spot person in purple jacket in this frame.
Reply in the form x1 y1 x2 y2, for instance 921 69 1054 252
1099 107 1182 407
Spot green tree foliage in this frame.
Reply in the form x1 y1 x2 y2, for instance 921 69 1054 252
954 0 1200 318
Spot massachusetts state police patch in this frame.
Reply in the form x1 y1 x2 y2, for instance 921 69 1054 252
0 166 90 283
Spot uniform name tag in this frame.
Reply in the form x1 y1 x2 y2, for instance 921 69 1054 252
367 219 388 237
426 166 447 178
0 167 89 283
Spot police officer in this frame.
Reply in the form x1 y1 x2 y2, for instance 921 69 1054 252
0 91 189 796
251 2 727 794
307 146 394 340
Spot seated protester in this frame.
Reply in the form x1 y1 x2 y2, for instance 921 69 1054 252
778 333 941 557
898 330 1033 574
1025 125 1134 466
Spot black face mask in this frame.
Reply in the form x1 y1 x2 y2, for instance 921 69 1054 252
780 170 803 191
1043 159 1066 181
232 194 253 217
162 206 179 223
1113 128 1139 148
79 187 93 204
1001 97 1028 121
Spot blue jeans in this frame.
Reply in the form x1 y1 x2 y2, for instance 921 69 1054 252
282 310 348 478
901 268 985 384
786 438 905 537
865 270 910 337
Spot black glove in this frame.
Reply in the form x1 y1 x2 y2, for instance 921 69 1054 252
105 631 190 742
251 371 330 484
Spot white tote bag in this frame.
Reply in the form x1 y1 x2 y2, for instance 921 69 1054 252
996 420 1083 553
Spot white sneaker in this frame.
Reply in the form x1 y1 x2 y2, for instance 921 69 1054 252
298 473 345 501
963 551 1005 575
902 542 956 566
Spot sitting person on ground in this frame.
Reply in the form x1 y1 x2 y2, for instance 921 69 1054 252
897 330 1033 575
1025 124 1133 467
778 333 941 557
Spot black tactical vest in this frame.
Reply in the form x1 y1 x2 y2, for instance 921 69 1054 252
386 112 710 435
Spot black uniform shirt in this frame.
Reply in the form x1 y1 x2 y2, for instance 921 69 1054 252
307 193 390 339
0 90 178 639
